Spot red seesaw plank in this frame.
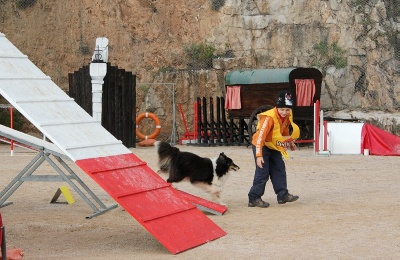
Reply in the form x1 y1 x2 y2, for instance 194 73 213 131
175 189 228 215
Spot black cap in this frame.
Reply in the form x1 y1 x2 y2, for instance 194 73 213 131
276 90 294 108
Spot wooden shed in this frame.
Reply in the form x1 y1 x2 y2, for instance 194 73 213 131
224 67 322 140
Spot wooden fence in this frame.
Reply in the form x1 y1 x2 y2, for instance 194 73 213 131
193 96 250 146
68 63 136 147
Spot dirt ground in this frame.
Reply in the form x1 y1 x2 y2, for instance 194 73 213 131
0 143 399 259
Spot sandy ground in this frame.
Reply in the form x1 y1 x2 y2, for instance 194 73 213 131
0 143 399 259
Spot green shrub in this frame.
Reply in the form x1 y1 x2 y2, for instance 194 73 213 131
183 42 216 69
312 41 348 69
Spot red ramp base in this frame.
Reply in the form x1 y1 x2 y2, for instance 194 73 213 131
76 153 226 254
175 190 228 215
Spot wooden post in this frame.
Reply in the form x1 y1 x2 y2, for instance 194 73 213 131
229 117 234 145
209 97 214 144
216 97 222 144
202 97 208 144
193 101 198 141
221 97 227 144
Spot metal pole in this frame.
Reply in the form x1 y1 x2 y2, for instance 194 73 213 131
9 107 13 156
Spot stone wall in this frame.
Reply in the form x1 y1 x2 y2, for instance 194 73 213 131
0 0 399 136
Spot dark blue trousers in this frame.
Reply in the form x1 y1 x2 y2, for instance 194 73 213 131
248 145 288 202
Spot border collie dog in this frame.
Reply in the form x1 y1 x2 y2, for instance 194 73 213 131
155 141 240 205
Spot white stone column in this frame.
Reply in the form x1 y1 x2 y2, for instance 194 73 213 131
89 63 107 123
89 37 108 124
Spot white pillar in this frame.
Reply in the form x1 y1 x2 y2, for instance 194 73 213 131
90 63 106 123
89 37 108 124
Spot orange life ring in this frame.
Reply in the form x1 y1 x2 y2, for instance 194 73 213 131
136 112 161 140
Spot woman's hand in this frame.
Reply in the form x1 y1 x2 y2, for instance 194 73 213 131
290 141 297 151
256 156 264 168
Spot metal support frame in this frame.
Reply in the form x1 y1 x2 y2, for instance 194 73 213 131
137 83 177 144
0 125 118 219
0 149 117 219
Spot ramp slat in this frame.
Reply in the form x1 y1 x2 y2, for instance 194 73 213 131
114 184 171 198
40 119 98 126
14 98 74 103
75 153 145 172
63 140 122 150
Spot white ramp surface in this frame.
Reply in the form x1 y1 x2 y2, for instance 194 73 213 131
0 32 129 161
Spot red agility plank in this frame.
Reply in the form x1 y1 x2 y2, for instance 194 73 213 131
175 190 228 215
76 153 226 254
144 207 226 254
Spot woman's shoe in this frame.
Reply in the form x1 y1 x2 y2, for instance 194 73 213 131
248 199 270 208
278 194 299 204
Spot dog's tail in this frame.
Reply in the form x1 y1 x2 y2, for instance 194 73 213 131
154 141 179 157
155 141 179 173
154 140 162 149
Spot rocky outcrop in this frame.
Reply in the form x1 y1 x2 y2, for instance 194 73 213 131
209 0 399 112
0 0 398 135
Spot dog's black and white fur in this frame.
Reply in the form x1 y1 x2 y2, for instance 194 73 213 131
155 141 240 205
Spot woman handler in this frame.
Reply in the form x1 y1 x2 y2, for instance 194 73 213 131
248 90 300 208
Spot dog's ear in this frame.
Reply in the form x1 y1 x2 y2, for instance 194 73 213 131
219 153 226 161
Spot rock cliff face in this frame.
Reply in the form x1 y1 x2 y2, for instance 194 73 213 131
0 0 399 136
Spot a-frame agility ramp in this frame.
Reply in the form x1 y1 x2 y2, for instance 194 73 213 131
0 33 226 254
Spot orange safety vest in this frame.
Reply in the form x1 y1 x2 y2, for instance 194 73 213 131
256 108 300 158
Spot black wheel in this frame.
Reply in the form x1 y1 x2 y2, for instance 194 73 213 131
295 119 313 142
248 105 273 138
